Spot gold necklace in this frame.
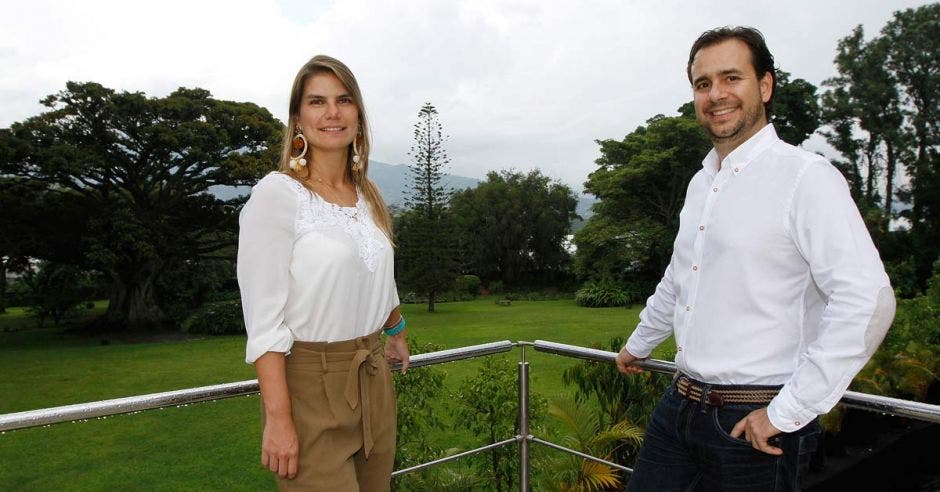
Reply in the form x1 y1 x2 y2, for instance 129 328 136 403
310 175 355 208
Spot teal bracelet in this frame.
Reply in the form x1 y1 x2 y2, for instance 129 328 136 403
384 316 406 336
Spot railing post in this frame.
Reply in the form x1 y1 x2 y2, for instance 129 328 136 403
518 344 530 491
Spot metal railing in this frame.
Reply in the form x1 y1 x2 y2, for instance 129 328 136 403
2 339 939 489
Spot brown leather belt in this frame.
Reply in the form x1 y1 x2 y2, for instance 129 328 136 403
675 373 780 406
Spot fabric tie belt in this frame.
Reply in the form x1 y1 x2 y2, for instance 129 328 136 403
675 373 781 406
344 339 380 458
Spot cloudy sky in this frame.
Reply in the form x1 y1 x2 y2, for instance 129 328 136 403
0 0 930 192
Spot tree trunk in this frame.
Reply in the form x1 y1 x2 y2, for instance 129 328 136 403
427 290 435 313
98 268 168 332
864 136 878 205
884 139 897 229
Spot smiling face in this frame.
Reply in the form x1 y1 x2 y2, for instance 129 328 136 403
690 38 772 157
296 72 359 154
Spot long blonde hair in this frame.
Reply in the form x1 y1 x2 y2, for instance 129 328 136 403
278 54 394 241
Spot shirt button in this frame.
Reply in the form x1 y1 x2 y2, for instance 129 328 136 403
677 346 683 352
734 167 740 173
794 421 801 426
713 187 719 192
685 305 691 311
699 225 704 231
692 265 698 271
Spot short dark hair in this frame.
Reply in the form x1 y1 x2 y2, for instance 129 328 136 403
686 26 776 116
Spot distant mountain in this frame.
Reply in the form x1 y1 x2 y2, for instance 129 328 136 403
207 160 478 204
367 161 479 206
209 160 596 227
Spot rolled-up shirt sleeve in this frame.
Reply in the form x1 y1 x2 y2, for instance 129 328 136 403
768 161 896 432
237 175 296 364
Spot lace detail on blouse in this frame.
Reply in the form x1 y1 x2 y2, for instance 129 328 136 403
269 172 386 272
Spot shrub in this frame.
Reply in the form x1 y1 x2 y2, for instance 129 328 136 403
488 280 504 294
182 299 245 335
23 262 98 326
576 280 630 307
454 275 482 296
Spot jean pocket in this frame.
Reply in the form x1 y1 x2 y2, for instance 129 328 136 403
711 407 755 447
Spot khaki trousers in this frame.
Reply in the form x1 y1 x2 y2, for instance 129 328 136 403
271 331 397 491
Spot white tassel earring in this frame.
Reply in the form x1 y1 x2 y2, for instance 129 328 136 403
351 128 363 173
289 125 308 171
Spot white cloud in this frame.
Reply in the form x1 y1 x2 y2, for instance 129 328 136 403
0 0 931 191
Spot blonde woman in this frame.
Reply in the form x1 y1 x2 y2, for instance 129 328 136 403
237 54 409 491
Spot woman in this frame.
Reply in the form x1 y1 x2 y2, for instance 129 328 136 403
237 54 409 491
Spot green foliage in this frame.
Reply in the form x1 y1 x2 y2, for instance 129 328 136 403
562 336 670 467
882 4 940 262
395 209 461 311
575 280 630 308
561 336 669 427
539 398 643 491
449 169 579 287
394 339 447 468
575 113 710 284
181 299 245 336
454 357 546 492
455 274 482 296
488 280 505 294
155 258 235 321
0 81 282 331
771 70 820 146
23 262 98 327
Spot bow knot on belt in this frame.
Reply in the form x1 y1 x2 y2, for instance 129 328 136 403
344 346 380 457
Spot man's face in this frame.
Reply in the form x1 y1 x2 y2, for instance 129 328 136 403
690 39 772 151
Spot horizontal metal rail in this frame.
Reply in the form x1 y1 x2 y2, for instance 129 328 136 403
532 340 940 425
0 340 513 432
3 338 938 431
0 380 259 432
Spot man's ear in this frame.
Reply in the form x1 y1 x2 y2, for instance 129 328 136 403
759 72 773 104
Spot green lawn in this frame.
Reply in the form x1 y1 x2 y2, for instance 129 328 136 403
0 298 675 490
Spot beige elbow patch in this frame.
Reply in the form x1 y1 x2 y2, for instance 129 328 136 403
864 286 896 356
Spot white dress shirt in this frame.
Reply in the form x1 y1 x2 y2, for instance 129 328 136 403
625 124 895 433
237 172 399 364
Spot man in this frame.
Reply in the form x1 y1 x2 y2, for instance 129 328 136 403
616 27 895 491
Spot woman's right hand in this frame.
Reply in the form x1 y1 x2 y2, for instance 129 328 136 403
261 414 299 479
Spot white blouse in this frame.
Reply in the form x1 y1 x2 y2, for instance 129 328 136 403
237 172 399 364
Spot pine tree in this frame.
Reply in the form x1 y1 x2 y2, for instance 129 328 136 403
396 102 460 312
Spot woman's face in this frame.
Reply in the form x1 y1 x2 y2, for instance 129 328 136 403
297 72 359 153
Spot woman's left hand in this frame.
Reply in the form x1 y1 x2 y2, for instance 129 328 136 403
385 332 410 374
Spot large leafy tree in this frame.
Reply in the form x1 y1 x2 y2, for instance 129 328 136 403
824 27 905 229
820 5 940 291
771 70 820 146
0 81 282 330
395 102 460 312
449 169 578 286
575 113 710 284
882 4 940 282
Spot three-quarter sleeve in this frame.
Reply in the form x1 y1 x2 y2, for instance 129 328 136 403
237 175 297 363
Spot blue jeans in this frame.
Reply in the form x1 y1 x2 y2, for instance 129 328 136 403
626 384 820 491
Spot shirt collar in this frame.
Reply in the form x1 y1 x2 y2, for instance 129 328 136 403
701 123 779 177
